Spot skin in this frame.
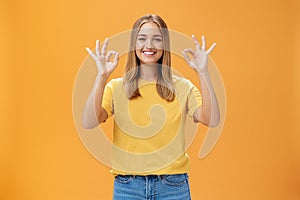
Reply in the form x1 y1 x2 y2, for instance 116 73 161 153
82 38 118 128
182 35 220 127
135 22 163 81
82 22 220 129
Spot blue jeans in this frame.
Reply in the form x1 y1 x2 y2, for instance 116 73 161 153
113 173 191 200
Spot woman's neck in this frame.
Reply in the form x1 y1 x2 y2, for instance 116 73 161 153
139 63 159 81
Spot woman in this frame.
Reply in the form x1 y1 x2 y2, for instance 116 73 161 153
82 14 220 200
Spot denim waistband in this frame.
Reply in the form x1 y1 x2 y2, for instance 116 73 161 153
116 173 187 180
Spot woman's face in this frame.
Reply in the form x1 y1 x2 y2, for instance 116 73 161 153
135 22 163 65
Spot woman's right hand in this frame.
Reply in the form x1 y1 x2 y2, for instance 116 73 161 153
85 38 119 77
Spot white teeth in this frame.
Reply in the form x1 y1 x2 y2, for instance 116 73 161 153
143 51 155 55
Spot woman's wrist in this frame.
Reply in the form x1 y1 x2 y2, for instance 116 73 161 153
96 71 109 84
196 68 210 78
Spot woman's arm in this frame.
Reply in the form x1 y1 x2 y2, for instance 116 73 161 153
182 35 220 127
82 39 119 129
82 73 109 129
193 70 220 127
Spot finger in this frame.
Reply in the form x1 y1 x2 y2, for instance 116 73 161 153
85 47 97 60
96 40 100 57
182 49 191 63
201 35 206 50
106 50 117 62
184 48 195 55
207 42 217 54
101 38 108 56
192 34 201 51
114 52 119 62
113 52 119 64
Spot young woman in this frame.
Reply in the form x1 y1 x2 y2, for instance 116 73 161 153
82 14 220 200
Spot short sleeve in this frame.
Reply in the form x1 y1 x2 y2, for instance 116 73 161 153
187 82 202 117
102 81 114 118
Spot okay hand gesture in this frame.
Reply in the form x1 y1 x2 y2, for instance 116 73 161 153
182 35 216 73
85 38 119 76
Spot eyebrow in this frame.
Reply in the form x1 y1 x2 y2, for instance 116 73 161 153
137 34 162 37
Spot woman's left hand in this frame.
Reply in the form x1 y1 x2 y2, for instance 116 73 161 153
182 35 216 73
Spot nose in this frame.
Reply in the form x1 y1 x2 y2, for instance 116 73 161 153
145 38 154 49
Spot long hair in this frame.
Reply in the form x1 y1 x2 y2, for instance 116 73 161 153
123 14 175 102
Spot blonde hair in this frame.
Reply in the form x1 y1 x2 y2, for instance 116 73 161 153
123 14 175 102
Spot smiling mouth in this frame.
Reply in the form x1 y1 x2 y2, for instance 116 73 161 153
142 51 156 56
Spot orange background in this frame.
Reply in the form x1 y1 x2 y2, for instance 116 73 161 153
1 0 300 199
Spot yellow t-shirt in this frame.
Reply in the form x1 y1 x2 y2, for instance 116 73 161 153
102 75 202 175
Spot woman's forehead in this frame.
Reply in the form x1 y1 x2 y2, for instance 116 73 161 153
138 22 162 36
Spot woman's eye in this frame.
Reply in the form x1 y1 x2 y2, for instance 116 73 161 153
154 38 162 42
138 37 146 41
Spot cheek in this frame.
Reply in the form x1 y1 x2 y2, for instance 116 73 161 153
155 40 163 49
158 50 163 58
135 44 142 58
135 49 141 59
157 43 164 50
135 41 143 50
